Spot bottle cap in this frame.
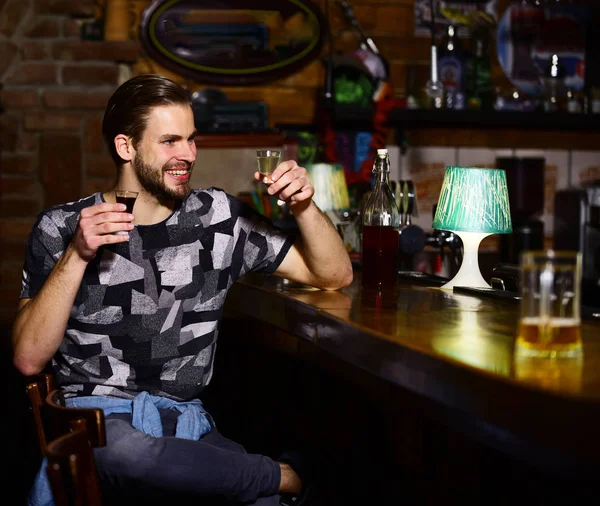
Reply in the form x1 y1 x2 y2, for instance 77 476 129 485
377 149 387 155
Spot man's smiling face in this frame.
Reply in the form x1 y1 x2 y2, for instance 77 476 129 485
132 104 197 200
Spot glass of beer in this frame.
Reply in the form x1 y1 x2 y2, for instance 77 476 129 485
256 149 280 183
516 250 582 358
514 354 583 393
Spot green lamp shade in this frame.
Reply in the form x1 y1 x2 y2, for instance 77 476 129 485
432 166 512 234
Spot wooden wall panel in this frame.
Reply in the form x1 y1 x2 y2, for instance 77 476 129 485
406 128 600 150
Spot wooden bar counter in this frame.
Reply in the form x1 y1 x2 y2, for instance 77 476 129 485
210 271 600 505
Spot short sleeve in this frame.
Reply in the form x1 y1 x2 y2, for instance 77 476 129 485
19 195 98 300
225 193 296 278
20 213 70 299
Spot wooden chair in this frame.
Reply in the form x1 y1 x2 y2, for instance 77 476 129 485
25 372 56 457
25 374 106 453
24 374 107 505
45 427 103 506
44 388 106 449
43 389 106 506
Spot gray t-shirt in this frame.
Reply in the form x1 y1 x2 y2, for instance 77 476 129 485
20 189 295 401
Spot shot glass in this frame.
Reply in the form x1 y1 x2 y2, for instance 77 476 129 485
115 190 138 214
114 190 138 235
516 250 582 358
256 149 281 183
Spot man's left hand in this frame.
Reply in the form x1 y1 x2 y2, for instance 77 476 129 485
254 160 314 209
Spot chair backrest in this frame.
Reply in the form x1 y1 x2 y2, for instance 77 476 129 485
24 377 107 505
26 375 106 453
44 389 106 448
27 372 55 396
45 427 103 506
44 389 107 506
25 373 56 457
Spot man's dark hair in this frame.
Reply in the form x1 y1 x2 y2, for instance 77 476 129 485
102 74 192 165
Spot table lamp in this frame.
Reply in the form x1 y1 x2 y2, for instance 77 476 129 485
433 166 512 290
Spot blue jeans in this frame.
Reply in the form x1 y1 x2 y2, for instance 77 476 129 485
95 409 282 505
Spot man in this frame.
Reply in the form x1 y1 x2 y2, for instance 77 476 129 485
12 74 353 505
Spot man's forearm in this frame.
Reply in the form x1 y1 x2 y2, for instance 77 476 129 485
12 245 88 376
293 201 353 289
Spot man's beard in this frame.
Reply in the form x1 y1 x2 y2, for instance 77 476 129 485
132 152 192 201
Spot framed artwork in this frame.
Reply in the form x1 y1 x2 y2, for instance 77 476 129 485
139 0 326 85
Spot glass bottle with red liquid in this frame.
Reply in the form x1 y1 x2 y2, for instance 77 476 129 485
361 149 400 290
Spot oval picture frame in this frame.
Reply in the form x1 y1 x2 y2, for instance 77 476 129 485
139 0 327 85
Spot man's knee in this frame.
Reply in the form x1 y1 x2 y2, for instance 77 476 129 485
94 419 164 480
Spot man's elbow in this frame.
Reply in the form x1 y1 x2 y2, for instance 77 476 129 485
323 263 353 290
339 264 353 288
13 352 45 377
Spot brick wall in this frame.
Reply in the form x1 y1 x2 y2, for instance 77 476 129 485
0 0 141 329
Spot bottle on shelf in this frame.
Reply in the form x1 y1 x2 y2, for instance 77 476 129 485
405 65 421 109
425 46 444 109
540 54 567 112
566 88 582 113
590 86 600 114
438 25 466 110
466 24 494 111
361 149 400 290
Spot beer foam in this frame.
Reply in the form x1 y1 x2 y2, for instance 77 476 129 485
520 317 580 326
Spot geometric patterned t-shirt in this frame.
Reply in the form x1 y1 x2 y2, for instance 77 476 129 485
20 188 295 401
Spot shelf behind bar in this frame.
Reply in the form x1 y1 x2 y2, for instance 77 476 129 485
333 106 600 131
195 132 284 149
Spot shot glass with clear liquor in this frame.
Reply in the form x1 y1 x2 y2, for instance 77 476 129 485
256 149 281 184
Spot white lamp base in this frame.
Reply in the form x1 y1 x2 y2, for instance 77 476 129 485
440 231 492 290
